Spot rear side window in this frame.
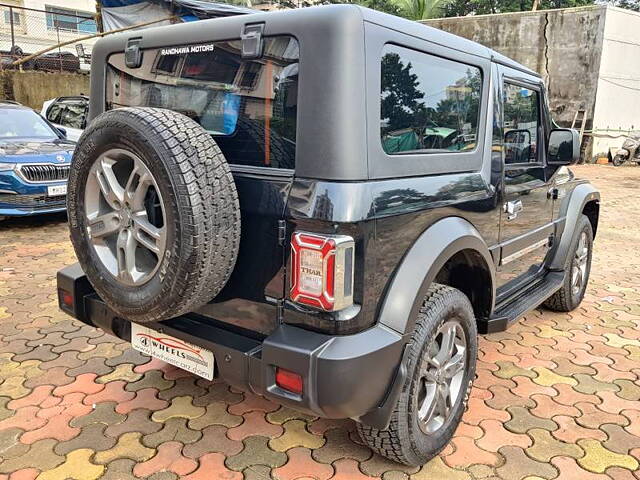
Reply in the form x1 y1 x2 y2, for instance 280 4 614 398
106 36 299 170
380 44 482 155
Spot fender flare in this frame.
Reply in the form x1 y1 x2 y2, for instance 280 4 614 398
378 216 496 335
549 183 600 271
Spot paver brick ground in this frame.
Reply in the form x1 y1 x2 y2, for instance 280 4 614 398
1 164 639 479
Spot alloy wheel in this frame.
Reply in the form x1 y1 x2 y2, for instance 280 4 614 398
84 148 166 286
571 231 589 297
416 319 467 434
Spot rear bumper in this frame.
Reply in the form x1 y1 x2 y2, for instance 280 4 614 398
57 263 406 426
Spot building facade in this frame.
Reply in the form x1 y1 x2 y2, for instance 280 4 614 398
1 0 98 69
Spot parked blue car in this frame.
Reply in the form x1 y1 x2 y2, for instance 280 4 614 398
0 101 74 219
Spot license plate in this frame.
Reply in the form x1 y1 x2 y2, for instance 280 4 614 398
131 324 214 380
47 184 67 197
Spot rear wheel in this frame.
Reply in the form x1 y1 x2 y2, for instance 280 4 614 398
357 284 477 466
613 155 625 166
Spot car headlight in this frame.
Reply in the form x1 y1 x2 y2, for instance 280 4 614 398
0 163 16 171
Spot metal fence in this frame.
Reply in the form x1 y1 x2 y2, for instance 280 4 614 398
0 3 98 72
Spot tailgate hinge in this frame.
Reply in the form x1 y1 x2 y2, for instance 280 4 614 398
278 220 286 246
124 37 143 68
241 23 265 59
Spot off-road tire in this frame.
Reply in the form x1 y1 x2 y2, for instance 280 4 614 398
68 107 240 323
544 214 593 312
612 155 625 167
357 284 478 466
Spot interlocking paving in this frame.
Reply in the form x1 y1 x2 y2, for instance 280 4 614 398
0 164 639 479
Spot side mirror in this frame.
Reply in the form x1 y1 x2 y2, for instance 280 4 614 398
57 127 67 138
548 128 580 165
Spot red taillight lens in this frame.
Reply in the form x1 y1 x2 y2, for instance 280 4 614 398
275 367 303 395
60 289 73 308
290 232 354 311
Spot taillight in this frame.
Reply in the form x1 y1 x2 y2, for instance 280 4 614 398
275 367 303 395
59 289 74 309
290 232 354 311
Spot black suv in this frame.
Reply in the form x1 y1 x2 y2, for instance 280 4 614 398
57 5 600 466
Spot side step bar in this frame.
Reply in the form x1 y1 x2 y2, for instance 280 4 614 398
478 271 564 334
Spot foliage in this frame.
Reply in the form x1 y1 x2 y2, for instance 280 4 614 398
380 52 427 132
441 0 594 16
254 0 640 25
380 51 481 140
321 0 402 15
393 0 455 19
598 0 640 11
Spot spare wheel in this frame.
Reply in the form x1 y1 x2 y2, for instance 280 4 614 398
67 107 240 324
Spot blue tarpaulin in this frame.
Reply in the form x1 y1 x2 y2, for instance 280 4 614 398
98 0 254 31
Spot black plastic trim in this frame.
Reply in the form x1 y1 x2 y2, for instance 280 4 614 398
58 264 406 425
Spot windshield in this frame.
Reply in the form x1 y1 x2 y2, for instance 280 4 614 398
0 108 58 140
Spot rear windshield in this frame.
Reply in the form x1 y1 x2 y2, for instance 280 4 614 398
106 36 299 170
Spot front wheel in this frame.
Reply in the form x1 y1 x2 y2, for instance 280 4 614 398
357 284 477 466
544 214 593 312
613 155 626 166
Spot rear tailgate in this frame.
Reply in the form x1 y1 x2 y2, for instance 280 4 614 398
104 35 299 335
194 173 291 335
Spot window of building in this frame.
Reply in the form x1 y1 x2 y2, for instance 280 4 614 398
46 6 97 34
3 8 21 26
380 44 482 155
503 84 540 164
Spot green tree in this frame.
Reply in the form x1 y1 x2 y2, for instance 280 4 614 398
324 0 402 15
394 0 454 19
380 52 427 132
441 0 594 16
286 0 401 14
600 0 640 11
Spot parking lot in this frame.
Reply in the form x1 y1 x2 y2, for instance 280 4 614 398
0 164 639 480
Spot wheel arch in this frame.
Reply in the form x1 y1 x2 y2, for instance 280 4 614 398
549 183 600 271
377 216 496 335
582 199 600 239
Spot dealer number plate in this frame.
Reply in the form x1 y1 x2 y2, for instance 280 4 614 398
47 184 67 197
131 324 214 380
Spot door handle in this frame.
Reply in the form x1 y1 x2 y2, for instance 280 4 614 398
504 200 523 220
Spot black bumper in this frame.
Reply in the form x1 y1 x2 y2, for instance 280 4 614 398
57 263 407 427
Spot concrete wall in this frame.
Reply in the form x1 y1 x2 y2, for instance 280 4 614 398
424 6 608 159
0 70 89 110
592 7 640 157
425 6 607 128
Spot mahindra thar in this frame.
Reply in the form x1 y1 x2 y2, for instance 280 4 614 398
57 5 600 465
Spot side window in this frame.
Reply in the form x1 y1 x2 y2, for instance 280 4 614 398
503 84 540 164
46 102 64 124
58 102 86 129
380 44 482 155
